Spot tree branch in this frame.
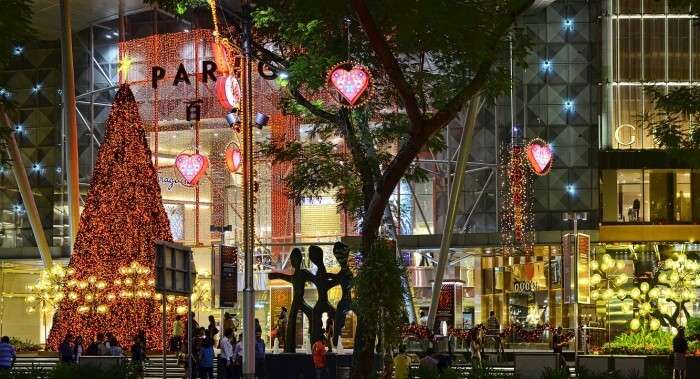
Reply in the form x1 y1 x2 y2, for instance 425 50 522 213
289 88 338 123
351 0 424 129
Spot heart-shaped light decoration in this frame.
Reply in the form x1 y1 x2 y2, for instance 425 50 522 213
329 63 371 106
175 153 209 185
225 145 242 173
526 138 553 175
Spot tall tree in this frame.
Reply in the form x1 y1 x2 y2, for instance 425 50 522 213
48 84 175 350
149 0 535 375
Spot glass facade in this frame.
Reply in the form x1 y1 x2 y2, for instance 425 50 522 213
608 0 698 149
601 168 699 223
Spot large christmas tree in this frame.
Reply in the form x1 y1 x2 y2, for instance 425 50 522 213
48 84 176 350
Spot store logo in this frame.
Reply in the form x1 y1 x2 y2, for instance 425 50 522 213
614 124 636 146
514 280 539 293
159 176 182 191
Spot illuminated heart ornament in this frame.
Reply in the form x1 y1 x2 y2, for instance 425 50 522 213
329 64 370 105
526 139 553 175
175 153 209 185
225 146 242 172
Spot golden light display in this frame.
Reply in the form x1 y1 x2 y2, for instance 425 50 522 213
47 84 178 350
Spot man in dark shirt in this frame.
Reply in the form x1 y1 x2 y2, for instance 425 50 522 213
552 327 567 368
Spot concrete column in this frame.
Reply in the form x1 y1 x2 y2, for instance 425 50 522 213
59 0 81 247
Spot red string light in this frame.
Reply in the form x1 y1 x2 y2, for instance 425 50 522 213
47 84 179 351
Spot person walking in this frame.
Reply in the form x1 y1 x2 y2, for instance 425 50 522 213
673 326 689 379
0 336 16 370
198 332 215 379
255 331 266 378
108 336 123 357
131 335 147 379
552 327 567 369
73 336 84 363
59 333 75 363
219 328 235 379
277 307 287 348
223 313 235 335
172 315 184 352
232 333 243 379
207 315 219 344
486 311 503 358
393 345 411 379
470 328 483 364
312 335 327 379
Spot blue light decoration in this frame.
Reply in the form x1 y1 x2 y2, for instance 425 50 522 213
541 60 552 72
12 46 24 56
0 87 11 99
563 18 574 31
13 203 25 215
278 71 289 80
56 166 63 174
31 163 41 172
31 83 42 93
14 124 24 133
564 100 574 111
566 184 576 195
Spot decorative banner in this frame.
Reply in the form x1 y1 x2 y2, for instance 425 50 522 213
215 74 242 110
175 153 209 186
562 233 573 304
225 145 242 172
577 233 591 304
327 61 372 106
526 138 553 175
219 245 238 308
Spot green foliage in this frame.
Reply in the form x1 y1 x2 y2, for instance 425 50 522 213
142 0 209 15
601 329 673 355
643 86 700 149
352 241 408 351
8 337 41 352
686 316 700 339
0 363 139 379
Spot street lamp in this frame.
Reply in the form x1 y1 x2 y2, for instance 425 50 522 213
562 210 587 362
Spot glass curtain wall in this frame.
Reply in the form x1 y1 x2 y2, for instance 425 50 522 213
609 0 695 149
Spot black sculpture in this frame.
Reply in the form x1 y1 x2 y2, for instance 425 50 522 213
268 248 313 353
308 245 337 347
331 242 352 347
268 244 354 353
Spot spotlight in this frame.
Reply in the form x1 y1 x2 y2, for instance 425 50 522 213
32 84 42 93
12 46 24 56
566 184 576 195
564 100 574 111
14 124 23 133
542 60 551 71
225 108 241 127
105 34 112 39
112 31 119 36
254 113 269 129
563 19 573 30
278 71 289 80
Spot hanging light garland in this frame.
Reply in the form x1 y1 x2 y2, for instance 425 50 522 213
499 143 535 254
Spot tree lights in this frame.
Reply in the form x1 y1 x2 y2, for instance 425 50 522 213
47 84 177 351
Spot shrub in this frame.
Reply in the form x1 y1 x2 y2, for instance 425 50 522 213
601 329 673 355
8 338 41 352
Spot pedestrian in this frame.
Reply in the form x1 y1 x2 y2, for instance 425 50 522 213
97 333 109 356
199 332 215 379
486 311 503 357
419 347 438 372
172 315 184 352
131 335 147 379
324 318 334 352
232 333 243 379
105 332 114 349
207 315 219 344
552 326 567 368
59 333 75 363
673 326 689 379
0 336 16 370
223 313 235 335
419 310 428 326
190 328 205 379
255 330 266 378
138 329 147 351
254 318 262 335
312 335 327 379
393 345 411 379
109 336 123 357
219 328 235 379
74 335 84 363
470 328 483 364
277 307 287 348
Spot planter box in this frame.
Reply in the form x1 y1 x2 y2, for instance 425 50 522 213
612 355 646 378
514 352 559 379
578 355 610 375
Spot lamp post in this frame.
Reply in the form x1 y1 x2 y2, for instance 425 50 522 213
240 0 256 377
562 210 587 362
